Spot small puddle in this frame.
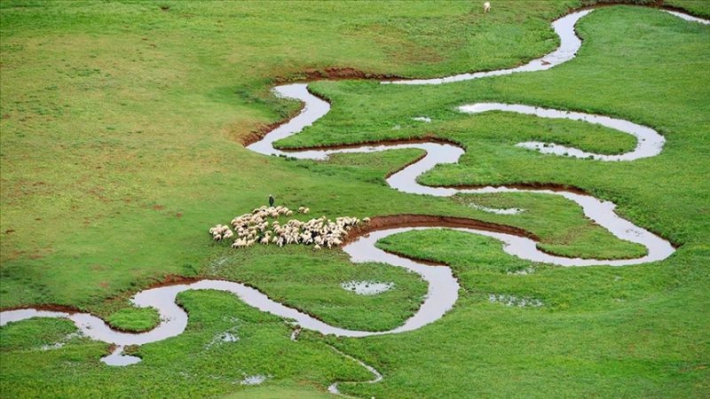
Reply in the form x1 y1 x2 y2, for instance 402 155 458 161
341 281 394 295
240 375 269 386
101 346 142 366
206 329 240 349
468 202 523 215
488 294 543 308
40 342 66 351
507 267 535 276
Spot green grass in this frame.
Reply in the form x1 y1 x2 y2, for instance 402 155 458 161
106 306 160 332
206 243 428 332
665 0 710 17
0 290 374 398
453 193 648 259
221 383 335 399
290 7 710 250
1 1 709 398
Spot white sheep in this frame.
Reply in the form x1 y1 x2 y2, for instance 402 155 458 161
483 2 490 13
212 205 367 250
300 233 313 244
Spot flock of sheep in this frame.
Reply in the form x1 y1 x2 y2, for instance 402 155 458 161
209 205 369 250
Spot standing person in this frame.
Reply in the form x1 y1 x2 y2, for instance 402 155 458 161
269 194 275 207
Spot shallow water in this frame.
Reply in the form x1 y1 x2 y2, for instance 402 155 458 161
383 9 708 85
383 10 592 85
664 10 710 25
240 375 269 386
468 202 523 215
458 103 665 161
1 8 704 376
327 344 383 395
101 346 142 366
341 281 394 295
245 83 675 266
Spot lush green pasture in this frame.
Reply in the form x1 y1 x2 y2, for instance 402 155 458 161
1 1 709 398
1 0 585 308
106 305 160 332
665 0 710 16
0 290 374 397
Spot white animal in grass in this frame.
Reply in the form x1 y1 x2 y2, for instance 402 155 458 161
212 205 371 249
300 233 313 244
276 236 286 247
209 224 232 241
484 2 491 13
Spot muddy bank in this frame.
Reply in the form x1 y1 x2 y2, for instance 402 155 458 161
346 214 539 244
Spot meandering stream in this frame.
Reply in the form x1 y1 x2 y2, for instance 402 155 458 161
1 6 705 395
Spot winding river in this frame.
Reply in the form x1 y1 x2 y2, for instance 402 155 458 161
1 6 705 395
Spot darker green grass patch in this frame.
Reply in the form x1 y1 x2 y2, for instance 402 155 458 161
106 307 160 333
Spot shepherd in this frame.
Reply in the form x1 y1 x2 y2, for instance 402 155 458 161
269 194 275 207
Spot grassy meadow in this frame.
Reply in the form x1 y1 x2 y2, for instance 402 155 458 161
1 0 709 398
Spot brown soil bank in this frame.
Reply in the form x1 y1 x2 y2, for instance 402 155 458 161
346 214 540 245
